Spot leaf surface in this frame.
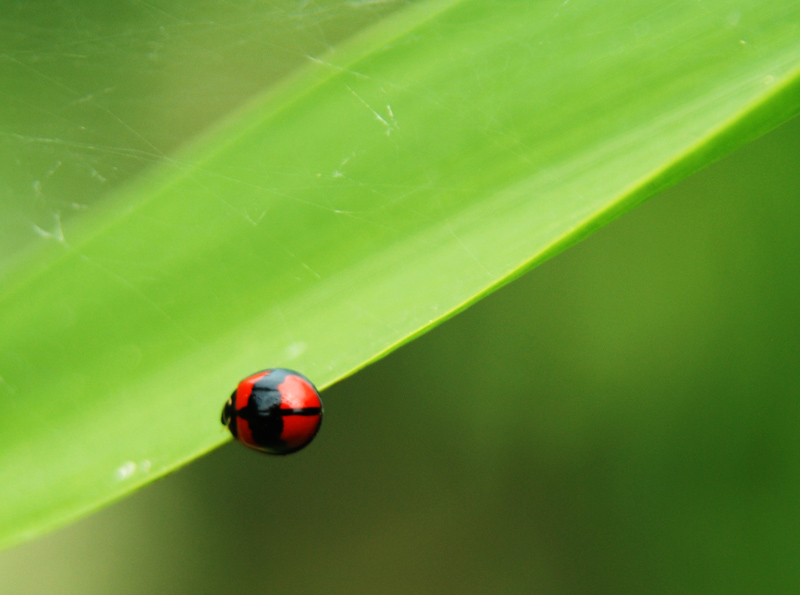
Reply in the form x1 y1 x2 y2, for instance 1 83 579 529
1 0 799 548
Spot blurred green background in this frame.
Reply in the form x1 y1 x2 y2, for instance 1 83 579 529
1 111 798 594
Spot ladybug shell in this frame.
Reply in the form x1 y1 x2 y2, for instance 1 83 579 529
221 369 323 455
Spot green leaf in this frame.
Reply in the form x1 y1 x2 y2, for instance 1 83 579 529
1 0 799 549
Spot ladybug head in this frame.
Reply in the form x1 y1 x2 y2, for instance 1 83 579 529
221 392 235 428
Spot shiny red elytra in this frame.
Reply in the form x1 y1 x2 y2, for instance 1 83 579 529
221 369 323 455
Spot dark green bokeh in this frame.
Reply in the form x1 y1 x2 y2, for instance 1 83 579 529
2 115 799 594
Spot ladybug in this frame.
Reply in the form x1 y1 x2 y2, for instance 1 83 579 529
221 368 323 455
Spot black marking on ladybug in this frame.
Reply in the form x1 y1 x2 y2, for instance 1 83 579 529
237 386 284 448
281 408 322 415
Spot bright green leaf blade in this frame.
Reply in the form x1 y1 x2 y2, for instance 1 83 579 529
1 0 799 549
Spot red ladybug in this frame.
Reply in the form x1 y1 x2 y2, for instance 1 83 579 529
222 368 323 455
